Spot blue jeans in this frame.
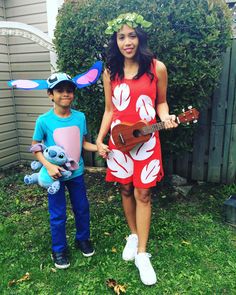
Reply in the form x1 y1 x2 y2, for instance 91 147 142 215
48 175 90 252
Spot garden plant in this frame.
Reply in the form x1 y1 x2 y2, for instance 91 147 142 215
54 0 232 156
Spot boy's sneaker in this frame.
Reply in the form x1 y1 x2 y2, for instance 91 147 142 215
135 252 157 285
75 240 95 257
51 250 70 269
122 234 138 261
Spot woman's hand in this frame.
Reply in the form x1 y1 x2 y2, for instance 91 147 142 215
163 114 178 129
96 142 110 159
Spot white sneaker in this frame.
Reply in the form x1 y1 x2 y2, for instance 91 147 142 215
135 252 157 285
122 234 138 261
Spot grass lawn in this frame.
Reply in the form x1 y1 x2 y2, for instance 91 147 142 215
0 166 236 294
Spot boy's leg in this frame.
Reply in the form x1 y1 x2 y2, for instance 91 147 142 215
48 181 68 252
66 175 90 241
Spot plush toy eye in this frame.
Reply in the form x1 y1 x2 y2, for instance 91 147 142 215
45 148 48 152
58 153 65 159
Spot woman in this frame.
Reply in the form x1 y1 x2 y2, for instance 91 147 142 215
96 13 178 285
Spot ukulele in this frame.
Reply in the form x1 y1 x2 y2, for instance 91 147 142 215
111 107 199 152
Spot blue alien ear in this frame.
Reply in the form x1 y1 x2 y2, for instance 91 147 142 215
8 61 103 90
8 79 48 90
73 61 103 89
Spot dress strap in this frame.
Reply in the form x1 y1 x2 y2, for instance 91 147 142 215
151 59 158 81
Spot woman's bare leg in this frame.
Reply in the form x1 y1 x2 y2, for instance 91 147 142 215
134 187 152 253
120 183 137 234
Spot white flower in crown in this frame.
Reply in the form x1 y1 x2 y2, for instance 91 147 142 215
126 14 135 21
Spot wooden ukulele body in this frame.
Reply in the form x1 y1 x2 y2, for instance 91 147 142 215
111 108 199 153
112 121 151 152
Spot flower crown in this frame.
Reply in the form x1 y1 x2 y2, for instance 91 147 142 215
105 13 152 35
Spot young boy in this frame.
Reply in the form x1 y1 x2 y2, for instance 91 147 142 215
31 72 97 269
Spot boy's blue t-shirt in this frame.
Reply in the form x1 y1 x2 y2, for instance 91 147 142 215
33 108 87 178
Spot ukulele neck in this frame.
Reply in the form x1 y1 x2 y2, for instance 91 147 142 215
142 121 166 135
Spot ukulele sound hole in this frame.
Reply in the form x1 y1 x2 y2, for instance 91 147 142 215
133 129 142 138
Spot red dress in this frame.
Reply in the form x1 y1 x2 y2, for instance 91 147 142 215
106 59 164 188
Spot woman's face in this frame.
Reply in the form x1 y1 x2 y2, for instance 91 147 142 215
116 25 139 60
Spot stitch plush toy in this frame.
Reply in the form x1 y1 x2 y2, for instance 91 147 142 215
24 145 77 194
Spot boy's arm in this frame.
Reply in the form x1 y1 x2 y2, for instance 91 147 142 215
31 140 65 178
83 138 98 152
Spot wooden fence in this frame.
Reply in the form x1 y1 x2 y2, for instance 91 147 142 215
84 39 236 184
191 39 236 184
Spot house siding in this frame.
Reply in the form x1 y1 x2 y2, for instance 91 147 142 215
0 0 20 168
0 0 52 169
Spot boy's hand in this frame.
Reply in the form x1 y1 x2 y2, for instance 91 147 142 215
97 142 110 159
45 162 65 179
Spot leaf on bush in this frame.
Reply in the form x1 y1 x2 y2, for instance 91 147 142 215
108 195 116 202
8 272 30 287
106 279 126 294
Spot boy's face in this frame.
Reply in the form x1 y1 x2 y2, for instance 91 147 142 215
48 82 75 108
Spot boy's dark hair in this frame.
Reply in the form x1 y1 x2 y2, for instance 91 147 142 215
106 27 155 81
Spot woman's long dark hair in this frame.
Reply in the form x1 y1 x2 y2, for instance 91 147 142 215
106 27 155 81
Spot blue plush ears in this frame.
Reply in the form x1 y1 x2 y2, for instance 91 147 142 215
73 61 103 89
8 61 103 90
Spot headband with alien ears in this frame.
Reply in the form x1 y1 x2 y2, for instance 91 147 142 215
7 61 103 90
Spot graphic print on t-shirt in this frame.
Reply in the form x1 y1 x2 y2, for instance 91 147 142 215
53 126 81 165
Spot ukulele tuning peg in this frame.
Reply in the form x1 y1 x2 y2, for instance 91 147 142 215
182 108 185 113
188 105 193 110
186 122 190 125
193 119 198 123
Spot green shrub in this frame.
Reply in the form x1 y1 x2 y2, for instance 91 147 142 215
54 0 232 156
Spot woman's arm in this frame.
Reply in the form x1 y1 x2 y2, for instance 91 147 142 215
155 60 178 129
31 140 65 178
96 69 114 157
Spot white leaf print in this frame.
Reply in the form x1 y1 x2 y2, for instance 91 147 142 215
130 134 156 160
136 95 156 122
107 149 133 179
112 83 131 111
141 159 160 184
110 119 121 145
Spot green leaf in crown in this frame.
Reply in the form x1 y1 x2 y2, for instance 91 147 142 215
105 12 152 35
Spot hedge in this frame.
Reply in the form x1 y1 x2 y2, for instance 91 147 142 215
54 0 232 157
